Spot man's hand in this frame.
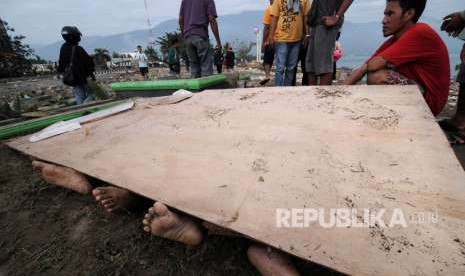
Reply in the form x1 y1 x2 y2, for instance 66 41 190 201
266 36 275 47
303 35 310 48
441 12 465 37
322 15 339 28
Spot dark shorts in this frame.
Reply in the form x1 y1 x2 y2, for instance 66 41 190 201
263 45 275 66
140 67 148 76
457 63 465 83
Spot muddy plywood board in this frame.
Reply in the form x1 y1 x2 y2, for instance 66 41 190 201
7 86 465 275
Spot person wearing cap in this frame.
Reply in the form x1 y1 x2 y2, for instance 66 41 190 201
58 26 95 105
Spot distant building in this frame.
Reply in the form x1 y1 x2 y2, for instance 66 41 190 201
110 57 134 69
32 63 54 74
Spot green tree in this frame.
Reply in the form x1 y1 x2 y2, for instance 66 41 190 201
93 48 111 69
157 31 182 59
235 41 255 62
1 19 34 77
145 46 160 62
112 52 120 58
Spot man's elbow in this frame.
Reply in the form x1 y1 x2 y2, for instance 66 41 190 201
209 16 217 25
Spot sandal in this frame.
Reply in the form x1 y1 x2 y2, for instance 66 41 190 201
438 119 465 132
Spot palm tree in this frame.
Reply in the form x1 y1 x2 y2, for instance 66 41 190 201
157 31 182 58
93 48 111 69
144 46 160 62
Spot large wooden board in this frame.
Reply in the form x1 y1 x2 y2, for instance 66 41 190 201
7 86 465 275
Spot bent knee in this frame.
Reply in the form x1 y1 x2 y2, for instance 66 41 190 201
367 70 389 85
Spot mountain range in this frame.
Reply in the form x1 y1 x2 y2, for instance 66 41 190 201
32 11 463 63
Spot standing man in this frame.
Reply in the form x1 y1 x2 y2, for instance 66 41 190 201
213 46 224 74
179 0 222 78
136 45 149 79
58 26 95 105
345 0 450 117
267 0 311 86
439 10 465 139
260 0 274 86
306 0 353 85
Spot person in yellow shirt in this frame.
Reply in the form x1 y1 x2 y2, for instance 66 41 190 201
266 0 311 86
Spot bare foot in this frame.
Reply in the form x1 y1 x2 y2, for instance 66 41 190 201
32 160 92 194
142 202 203 246
92 186 137 213
247 244 300 276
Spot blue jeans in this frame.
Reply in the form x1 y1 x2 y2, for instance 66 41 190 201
73 83 93 105
274 42 301 86
185 35 213 78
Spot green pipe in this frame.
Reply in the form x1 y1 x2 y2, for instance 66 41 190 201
0 101 122 141
239 74 251 81
111 74 227 92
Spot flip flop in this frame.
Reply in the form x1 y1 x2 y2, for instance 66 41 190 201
446 131 465 146
438 119 465 132
259 79 270 86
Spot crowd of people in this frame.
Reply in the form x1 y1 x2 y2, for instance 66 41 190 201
50 1 465 274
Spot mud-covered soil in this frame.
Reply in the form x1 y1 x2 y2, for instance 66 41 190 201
0 144 341 276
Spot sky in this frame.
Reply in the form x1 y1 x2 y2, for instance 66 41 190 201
1 0 463 45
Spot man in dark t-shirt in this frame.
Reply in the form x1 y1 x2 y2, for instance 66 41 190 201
345 0 450 116
179 0 222 78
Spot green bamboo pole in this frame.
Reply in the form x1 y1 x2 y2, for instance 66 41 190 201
110 74 227 92
0 101 122 141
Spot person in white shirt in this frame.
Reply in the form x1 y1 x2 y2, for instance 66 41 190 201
136 45 149 79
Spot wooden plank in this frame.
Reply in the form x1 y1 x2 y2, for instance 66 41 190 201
7 86 465 275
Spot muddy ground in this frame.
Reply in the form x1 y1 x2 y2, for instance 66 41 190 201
0 144 344 276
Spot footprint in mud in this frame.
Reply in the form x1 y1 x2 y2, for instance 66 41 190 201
203 107 232 126
204 107 231 121
239 93 258 101
252 158 269 173
315 91 401 130
69 216 92 242
314 87 352 99
344 98 400 130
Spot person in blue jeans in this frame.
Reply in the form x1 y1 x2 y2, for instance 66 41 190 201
266 0 311 86
179 0 222 78
58 26 95 105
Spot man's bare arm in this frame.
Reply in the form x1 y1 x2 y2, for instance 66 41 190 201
262 23 270 51
336 0 354 18
344 63 367 85
324 0 354 27
209 15 222 48
267 15 278 45
345 56 388 84
179 16 184 33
